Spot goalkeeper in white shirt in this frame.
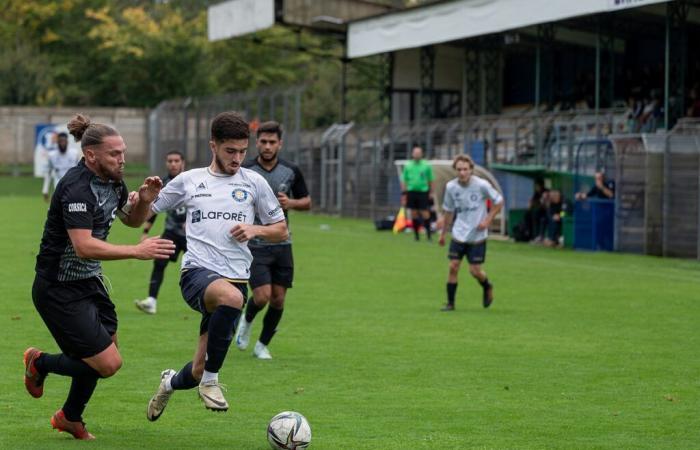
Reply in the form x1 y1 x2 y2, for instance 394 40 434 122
140 112 288 419
439 154 503 311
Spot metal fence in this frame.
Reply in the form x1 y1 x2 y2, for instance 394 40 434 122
612 118 700 258
149 87 303 176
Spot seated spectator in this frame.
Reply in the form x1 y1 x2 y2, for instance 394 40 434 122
687 84 700 118
524 178 549 242
543 190 570 248
575 171 615 201
625 96 643 132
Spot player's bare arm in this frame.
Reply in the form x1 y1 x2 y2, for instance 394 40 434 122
230 220 288 243
439 211 454 246
67 229 175 260
276 193 311 211
477 201 503 230
121 176 163 227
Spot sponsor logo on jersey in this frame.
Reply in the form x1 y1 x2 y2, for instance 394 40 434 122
68 202 87 212
191 193 212 198
232 189 249 203
191 209 247 223
196 182 207 191
267 206 281 217
470 194 479 201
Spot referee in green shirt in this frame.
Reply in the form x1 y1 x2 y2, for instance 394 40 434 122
401 146 434 241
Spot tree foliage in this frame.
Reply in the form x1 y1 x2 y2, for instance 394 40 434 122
0 0 388 126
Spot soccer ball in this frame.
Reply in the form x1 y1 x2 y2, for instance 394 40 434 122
267 411 311 450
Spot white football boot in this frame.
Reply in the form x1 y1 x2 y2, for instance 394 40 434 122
253 341 272 360
234 319 252 350
135 297 157 315
146 369 176 421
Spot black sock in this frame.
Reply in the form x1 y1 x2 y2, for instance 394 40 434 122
204 305 241 373
425 218 432 240
170 361 198 390
245 297 264 323
259 307 283 346
447 283 457 305
148 259 168 298
478 277 491 288
36 353 100 378
413 217 422 240
62 375 99 422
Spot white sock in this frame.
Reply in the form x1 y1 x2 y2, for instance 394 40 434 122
201 370 218 384
147 296 157 304
164 376 174 393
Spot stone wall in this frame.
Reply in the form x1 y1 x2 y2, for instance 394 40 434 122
0 106 149 165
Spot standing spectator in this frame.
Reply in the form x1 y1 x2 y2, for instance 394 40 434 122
575 171 615 200
401 146 434 241
42 132 80 202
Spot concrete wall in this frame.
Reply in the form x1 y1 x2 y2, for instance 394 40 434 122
0 106 150 165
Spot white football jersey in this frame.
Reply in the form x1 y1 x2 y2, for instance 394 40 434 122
442 175 503 243
152 167 285 279
48 148 81 181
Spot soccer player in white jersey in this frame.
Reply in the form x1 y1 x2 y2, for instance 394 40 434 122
42 132 80 202
438 154 503 311
143 112 288 418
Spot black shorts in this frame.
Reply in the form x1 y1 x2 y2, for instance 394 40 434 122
249 244 294 289
161 229 187 262
180 267 248 335
32 274 117 359
406 191 430 211
448 240 487 264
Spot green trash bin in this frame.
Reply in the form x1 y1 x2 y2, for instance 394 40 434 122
508 209 527 238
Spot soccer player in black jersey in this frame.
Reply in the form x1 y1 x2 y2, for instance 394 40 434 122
135 151 187 314
234 121 311 359
23 114 175 440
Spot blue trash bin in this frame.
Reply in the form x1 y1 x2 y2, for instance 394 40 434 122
574 199 615 251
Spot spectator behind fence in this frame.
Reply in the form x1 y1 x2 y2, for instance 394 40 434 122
687 84 700 118
575 171 615 201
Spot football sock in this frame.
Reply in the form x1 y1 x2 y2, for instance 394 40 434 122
35 353 100 378
148 258 168 298
245 297 263 323
413 217 422 240
201 370 218 384
170 361 198 390
204 305 240 373
478 277 490 288
425 218 432 240
259 307 283 346
447 282 457 305
63 375 99 422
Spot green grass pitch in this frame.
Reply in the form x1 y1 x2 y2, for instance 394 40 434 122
1 177 699 449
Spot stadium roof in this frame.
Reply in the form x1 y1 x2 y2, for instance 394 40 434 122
347 0 671 59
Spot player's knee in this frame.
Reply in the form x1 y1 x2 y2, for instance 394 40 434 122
449 260 460 273
270 296 285 309
469 265 481 277
97 357 122 378
215 292 244 309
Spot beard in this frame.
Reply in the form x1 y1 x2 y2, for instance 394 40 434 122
259 150 277 162
97 160 124 181
214 154 238 175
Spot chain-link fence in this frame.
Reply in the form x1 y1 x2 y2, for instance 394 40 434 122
612 118 700 258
